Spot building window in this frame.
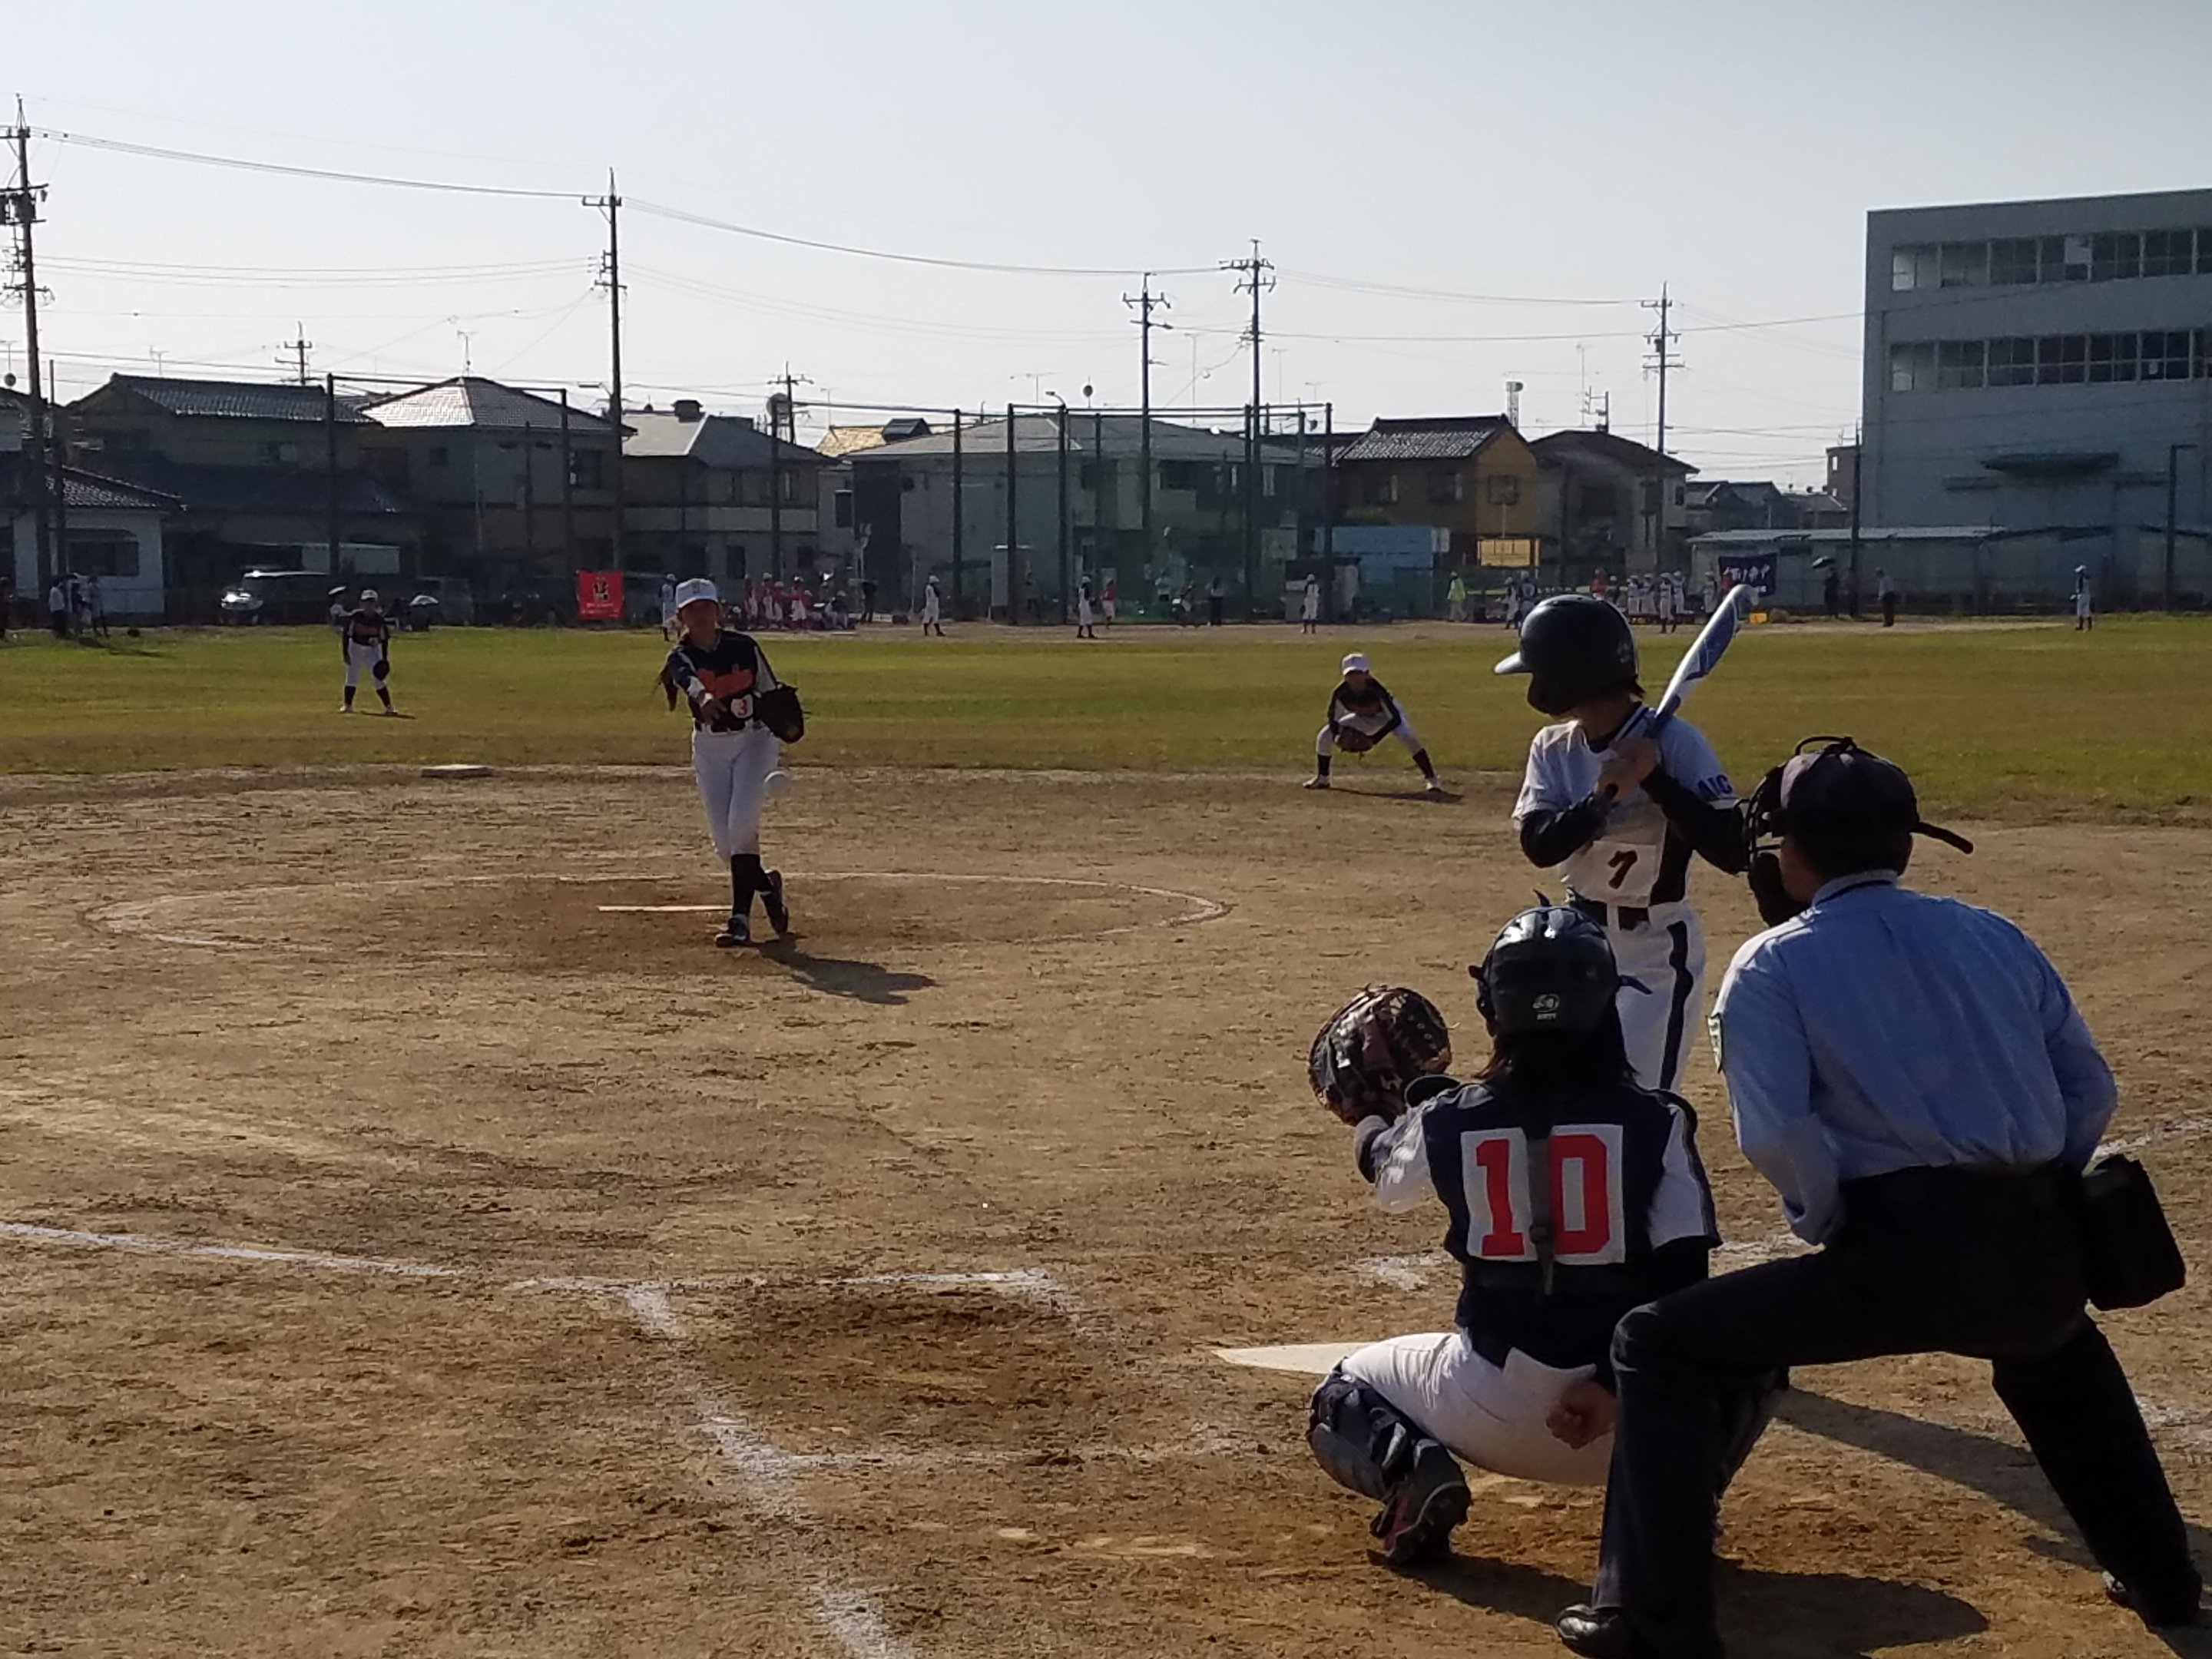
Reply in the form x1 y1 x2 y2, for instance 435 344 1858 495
1989 237 2040 286
1890 243 1938 291
1426 470 1463 505
1485 473 1521 506
1936 339 1985 389
2035 335 2087 385
2142 229 2193 277
2142 329 2192 381
2091 232 2141 283
1362 472 1398 507
1889 340 1937 392
571 449 604 490
65 533 140 577
2200 230 2212 276
1938 240 1988 287
1158 460 1200 491
2088 333 2139 383
1986 337 2036 387
833 489 853 529
2041 234 2093 281
2198 330 2212 379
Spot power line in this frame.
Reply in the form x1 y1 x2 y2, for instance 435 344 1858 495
37 127 579 199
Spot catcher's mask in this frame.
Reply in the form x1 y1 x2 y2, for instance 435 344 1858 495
1492 594 1637 716
1471 906 1621 1037
1743 737 1974 925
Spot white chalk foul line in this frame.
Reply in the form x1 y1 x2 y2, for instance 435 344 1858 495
0 1220 462 1278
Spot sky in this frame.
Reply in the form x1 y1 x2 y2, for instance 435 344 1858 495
10 0 2211 486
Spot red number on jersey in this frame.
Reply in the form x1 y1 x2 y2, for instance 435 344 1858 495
1549 1131 1615 1257
1461 1125 1629 1267
1471 1135 1528 1256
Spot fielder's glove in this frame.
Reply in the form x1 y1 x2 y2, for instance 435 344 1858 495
1333 727 1376 754
756 684 806 743
371 657 389 684
1308 985 1453 1126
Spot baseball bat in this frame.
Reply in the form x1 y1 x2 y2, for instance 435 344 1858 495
1601 582 1756 798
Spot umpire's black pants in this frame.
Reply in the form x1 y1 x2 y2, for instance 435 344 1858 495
1591 1165 2198 1652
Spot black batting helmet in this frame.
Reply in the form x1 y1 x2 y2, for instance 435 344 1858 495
1472 906 1621 1037
1492 594 1637 716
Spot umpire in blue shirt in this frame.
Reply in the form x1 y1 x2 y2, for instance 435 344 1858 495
1558 738 2198 1659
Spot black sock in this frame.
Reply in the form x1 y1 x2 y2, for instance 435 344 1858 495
1314 753 1332 779
730 854 762 916
1413 749 1437 781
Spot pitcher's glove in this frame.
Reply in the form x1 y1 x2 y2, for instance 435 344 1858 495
757 684 805 743
1308 985 1452 1125
1333 727 1376 754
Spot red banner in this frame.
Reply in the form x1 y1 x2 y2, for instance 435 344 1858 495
576 569 624 622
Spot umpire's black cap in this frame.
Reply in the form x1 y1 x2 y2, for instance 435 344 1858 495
1760 738 1973 853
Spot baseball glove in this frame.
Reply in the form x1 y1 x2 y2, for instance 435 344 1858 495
1333 727 1376 754
371 656 389 684
756 684 805 743
1308 985 1453 1126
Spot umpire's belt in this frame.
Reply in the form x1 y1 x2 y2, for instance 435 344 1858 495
1841 1162 2073 1220
1571 896 1650 930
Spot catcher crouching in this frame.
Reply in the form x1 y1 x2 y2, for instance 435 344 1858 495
1303 908 1770 1566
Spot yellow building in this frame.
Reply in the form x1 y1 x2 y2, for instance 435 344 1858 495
1329 416 1543 568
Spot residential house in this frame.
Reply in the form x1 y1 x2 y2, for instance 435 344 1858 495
356 376 620 597
1326 416 1543 571
844 413 1303 616
1528 429 1696 580
1683 479 1849 537
0 392 177 618
63 374 416 616
624 400 827 583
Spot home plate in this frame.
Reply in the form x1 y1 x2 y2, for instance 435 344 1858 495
598 904 724 913
421 763 492 780
1214 1340 1369 1376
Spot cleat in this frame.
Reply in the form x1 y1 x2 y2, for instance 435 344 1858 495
1368 1443 1469 1567
339 704 354 714
760 869 790 938
714 916 751 949
1303 776 1330 790
1424 778 1446 796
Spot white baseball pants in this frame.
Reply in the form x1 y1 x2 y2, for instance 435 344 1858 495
1606 901 1706 1094
343 641 386 688
1337 1330 1612 1487
692 725 780 859
1316 712 1422 759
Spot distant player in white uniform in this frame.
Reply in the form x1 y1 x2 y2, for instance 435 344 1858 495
1075 575 1098 640
1306 652 1445 796
1495 594 1747 1091
2074 565 2094 631
339 590 397 715
920 575 945 636
1300 574 1322 634
660 578 792 949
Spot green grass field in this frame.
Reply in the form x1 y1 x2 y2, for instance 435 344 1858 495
2 618 2207 818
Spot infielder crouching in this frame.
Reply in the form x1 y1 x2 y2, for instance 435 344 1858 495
339 589 396 715
1496 595 1746 1091
661 578 793 949
1306 652 1443 796
1303 909 1770 1566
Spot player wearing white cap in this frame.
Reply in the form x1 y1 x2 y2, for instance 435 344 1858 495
660 578 793 948
339 589 397 715
1306 652 1445 796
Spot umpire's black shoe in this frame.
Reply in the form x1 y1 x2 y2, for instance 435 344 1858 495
1555 1605 1724 1659
714 916 751 949
2104 1571 2203 1628
1369 1442 1469 1567
760 869 790 939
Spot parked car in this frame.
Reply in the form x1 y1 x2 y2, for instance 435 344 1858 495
220 570 340 626
409 576 477 627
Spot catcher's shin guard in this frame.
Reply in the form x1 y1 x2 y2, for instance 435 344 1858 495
1307 1369 1468 1565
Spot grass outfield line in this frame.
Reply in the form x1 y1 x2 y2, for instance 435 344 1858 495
2 618 2207 816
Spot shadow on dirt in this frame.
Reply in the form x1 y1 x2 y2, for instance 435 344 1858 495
758 940 935 1005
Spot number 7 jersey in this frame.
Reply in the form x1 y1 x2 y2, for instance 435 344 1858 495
1514 714 1734 909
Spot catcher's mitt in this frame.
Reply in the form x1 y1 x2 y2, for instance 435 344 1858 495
1308 985 1453 1126
1333 727 1376 754
756 683 805 743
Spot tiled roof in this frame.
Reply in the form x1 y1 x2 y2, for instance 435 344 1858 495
1334 416 1512 464
853 414 1283 464
818 424 894 458
624 409 825 468
63 467 181 511
359 376 618 434
1529 429 1696 475
79 454 413 518
98 374 375 424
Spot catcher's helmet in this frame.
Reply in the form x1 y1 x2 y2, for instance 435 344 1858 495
1472 906 1620 1036
1492 594 1637 716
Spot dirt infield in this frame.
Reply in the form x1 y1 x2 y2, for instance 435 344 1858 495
3 764 2209 1657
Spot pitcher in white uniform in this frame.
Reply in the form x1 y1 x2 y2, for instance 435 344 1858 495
1495 594 1748 1091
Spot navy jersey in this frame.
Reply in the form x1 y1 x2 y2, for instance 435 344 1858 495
343 608 393 649
1356 1075 1718 1374
1327 677 1402 730
664 628 779 729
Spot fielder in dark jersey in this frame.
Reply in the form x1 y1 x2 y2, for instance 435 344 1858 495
339 591 396 714
1306 906 1770 1567
1306 651 1444 795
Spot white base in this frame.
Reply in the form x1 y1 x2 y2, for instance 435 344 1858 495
421 763 492 779
1213 1340 1369 1376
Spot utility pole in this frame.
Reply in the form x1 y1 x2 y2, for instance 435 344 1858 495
951 408 964 615
1005 403 1018 622
1123 276 1171 578
324 373 341 578
559 389 575 580
5 106 51 592
1847 424 1863 618
1322 401 1335 570
1055 399 1070 618
47 356 67 579
1226 240 1274 614
767 366 810 581
1641 284 1678 572
285 326 314 386
591 174 625 567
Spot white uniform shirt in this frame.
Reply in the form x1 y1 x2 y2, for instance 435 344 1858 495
1514 714 1734 909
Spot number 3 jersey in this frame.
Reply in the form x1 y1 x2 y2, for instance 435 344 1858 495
1356 1076 1720 1374
1514 714 1734 909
